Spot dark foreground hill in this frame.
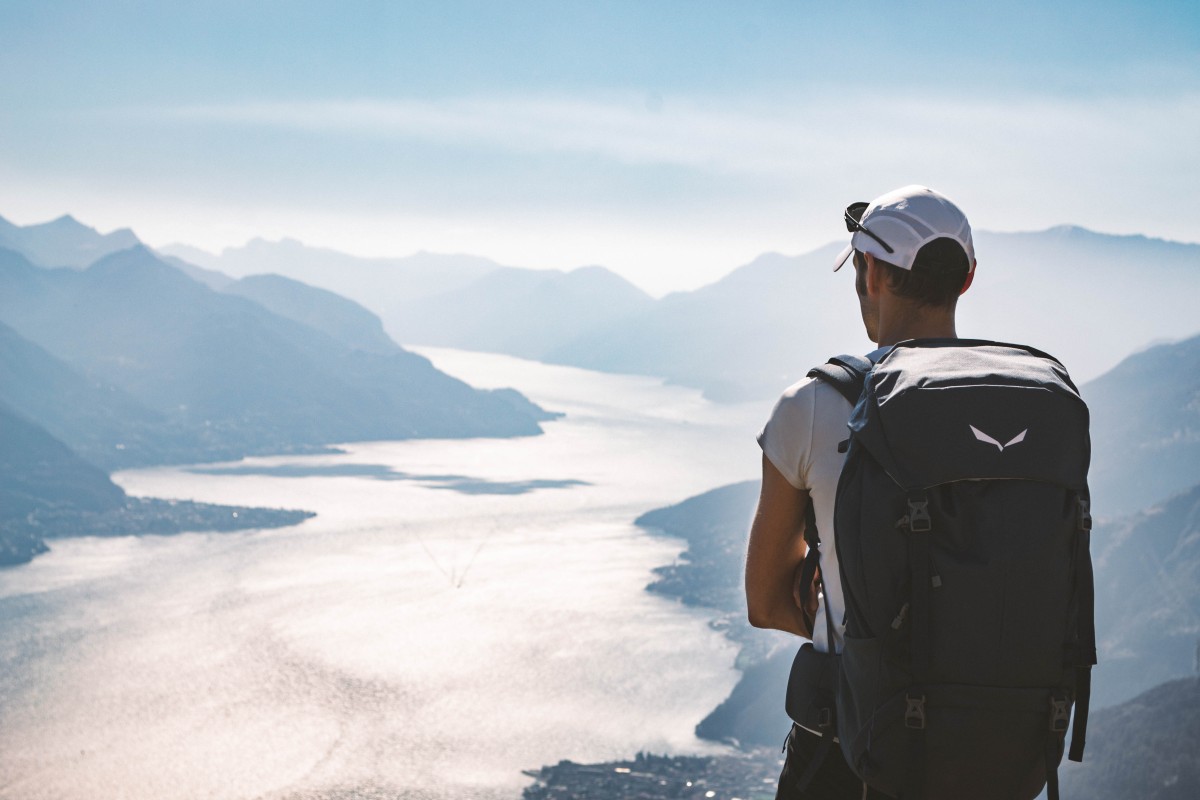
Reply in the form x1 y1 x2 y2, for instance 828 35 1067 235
1060 677 1200 800
0 245 550 468
0 404 311 566
1084 333 1200 516
1089 482 1200 708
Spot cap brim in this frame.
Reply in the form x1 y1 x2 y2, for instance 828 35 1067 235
833 243 853 272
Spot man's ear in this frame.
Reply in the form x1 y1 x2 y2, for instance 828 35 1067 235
960 262 976 295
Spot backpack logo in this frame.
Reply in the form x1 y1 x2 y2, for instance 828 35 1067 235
970 425 1027 452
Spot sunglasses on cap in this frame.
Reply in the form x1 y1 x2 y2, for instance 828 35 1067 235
844 202 894 256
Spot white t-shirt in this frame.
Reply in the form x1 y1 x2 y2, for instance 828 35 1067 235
756 349 888 654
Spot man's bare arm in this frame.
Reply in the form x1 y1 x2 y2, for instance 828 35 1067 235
745 453 816 638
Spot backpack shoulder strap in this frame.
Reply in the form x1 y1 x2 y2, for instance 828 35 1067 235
807 354 872 406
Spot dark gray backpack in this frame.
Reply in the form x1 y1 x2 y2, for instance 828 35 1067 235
821 339 1096 800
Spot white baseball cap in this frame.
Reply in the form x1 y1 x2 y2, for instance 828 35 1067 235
833 185 975 273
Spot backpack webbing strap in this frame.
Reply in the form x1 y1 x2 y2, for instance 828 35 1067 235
789 497 842 794
798 498 839 649
905 493 934 680
807 354 872 407
903 492 933 800
1047 692 1071 800
1069 525 1098 762
796 499 822 637
904 694 927 800
1045 732 1062 800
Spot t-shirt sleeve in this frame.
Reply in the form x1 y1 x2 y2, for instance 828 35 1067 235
757 378 817 491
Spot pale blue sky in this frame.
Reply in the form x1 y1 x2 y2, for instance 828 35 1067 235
1 1 1197 292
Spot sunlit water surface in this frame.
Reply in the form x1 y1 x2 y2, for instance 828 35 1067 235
0 349 768 800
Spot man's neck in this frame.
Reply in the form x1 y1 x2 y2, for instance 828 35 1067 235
875 305 958 347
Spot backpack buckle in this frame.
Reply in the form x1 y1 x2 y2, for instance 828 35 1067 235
817 707 833 729
1050 696 1071 732
906 498 931 532
904 694 926 729
1077 499 1092 531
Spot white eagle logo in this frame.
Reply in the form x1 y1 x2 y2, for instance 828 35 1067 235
970 425 1027 452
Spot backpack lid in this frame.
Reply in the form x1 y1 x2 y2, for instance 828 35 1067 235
849 340 1091 492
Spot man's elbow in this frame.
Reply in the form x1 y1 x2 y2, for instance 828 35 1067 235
747 606 771 630
745 590 774 630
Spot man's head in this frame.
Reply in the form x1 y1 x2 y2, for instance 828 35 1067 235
833 185 976 344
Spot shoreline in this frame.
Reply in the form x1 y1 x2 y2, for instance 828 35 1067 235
522 480 792 798
0 496 315 567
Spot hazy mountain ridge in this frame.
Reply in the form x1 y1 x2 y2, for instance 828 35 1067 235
553 228 1200 401
160 253 236 290
388 264 655 359
162 237 656 359
159 225 1200 404
161 238 501 308
0 213 140 268
550 247 854 402
0 244 550 468
221 273 401 356
0 318 183 469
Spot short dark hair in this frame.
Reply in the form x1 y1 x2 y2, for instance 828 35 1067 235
859 237 970 309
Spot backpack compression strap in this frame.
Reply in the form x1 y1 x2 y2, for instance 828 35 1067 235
806 354 872 407
793 355 870 624
794 354 873 620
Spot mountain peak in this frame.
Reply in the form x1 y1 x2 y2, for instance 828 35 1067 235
37 214 95 234
87 243 188 282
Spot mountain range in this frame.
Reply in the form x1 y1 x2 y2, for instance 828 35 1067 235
0 240 551 470
165 227 1200 411
164 237 656 362
0 214 140 268
0 213 565 566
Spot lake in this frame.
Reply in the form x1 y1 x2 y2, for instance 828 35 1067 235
0 348 768 800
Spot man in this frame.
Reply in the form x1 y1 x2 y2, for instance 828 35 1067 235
745 185 976 799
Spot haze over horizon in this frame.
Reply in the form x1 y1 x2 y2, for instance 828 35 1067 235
2 1 1197 294
4 210 1196 300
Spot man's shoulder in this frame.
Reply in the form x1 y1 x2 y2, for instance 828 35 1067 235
772 367 868 410
774 373 857 410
